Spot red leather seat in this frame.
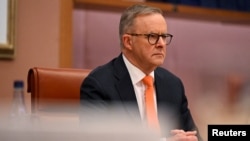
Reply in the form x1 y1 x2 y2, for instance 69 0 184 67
27 67 91 113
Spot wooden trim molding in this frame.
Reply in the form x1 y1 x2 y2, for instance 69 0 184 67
74 0 250 24
59 0 73 67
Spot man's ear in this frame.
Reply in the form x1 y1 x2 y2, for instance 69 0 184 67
123 34 133 50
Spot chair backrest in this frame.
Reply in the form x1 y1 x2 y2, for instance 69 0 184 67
27 67 91 113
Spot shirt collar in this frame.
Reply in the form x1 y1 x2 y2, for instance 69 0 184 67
122 54 154 85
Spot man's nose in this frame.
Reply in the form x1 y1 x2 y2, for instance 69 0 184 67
156 36 165 46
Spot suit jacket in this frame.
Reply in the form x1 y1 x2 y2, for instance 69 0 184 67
80 53 202 140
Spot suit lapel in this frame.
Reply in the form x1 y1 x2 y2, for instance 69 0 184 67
154 69 178 134
154 69 166 104
113 54 140 119
154 69 176 105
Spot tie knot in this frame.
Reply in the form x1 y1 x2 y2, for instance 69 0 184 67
142 75 154 87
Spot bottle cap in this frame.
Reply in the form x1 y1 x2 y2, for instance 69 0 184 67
14 80 24 88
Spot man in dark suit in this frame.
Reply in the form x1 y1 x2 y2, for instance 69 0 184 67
80 4 202 141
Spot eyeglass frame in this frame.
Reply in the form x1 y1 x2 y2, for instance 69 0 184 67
126 33 173 45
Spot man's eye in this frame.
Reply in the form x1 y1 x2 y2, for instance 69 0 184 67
149 34 158 39
161 35 167 39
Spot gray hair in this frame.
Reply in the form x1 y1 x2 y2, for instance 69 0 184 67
119 4 164 47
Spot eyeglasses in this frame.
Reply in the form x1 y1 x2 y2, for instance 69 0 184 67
126 33 173 45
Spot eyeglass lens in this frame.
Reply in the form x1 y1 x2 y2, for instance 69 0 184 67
148 34 172 45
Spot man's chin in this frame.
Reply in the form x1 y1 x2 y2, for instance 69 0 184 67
153 61 164 66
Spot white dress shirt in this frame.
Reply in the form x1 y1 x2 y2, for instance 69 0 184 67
122 54 157 122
